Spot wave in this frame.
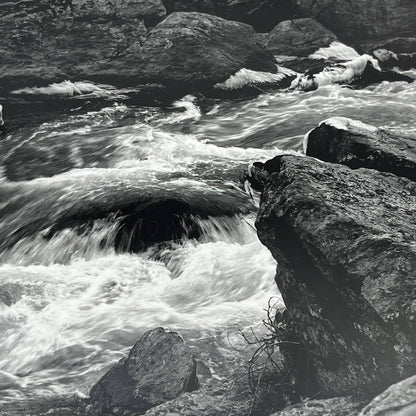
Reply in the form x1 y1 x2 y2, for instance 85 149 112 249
309 41 361 62
291 54 382 90
214 67 296 90
11 80 118 97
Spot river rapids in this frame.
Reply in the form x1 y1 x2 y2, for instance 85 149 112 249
1 50 416 411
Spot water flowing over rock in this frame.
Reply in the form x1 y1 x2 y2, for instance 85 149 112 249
162 0 299 32
263 18 337 56
90 328 198 413
359 375 416 416
290 0 416 42
129 12 277 94
305 118 416 182
256 155 416 396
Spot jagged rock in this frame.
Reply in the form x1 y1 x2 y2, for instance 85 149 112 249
162 0 299 32
290 0 416 42
269 396 365 416
359 375 416 416
256 155 416 396
127 12 277 93
305 118 416 181
263 18 337 56
90 328 198 413
359 37 416 55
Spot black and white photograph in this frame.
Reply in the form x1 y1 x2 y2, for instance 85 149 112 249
1 1 416 415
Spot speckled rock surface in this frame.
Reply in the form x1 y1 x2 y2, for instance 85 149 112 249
90 328 198 413
256 155 416 396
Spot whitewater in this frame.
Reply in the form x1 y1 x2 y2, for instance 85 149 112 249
1 45 416 410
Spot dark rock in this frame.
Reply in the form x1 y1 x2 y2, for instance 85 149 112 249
359 375 416 416
0 0 149 88
290 0 416 42
90 328 198 413
162 0 299 32
263 18 337 56
358 37 416 55
269 396 366 416
305 117 416 182
125 12 277 94
256 155 416 396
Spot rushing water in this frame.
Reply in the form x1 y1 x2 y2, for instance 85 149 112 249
1 58 416 408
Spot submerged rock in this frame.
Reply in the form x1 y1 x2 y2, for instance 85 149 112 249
359 375 416 416
305 117 416 181
90 328 198 413
256 155 416 396
263 18 337 56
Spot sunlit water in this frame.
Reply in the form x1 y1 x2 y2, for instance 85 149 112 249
1 66 416 406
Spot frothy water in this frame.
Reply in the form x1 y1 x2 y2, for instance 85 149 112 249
1 65 416 406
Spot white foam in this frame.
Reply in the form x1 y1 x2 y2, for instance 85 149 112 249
11 81 115 97
309 41 360 62
214 68 290 90
320 117 379 134
0 104 3 126
170 95 201 122
292 54 381 90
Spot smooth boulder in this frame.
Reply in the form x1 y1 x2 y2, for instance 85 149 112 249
290 0 416 42
162 0 299 32
305 117 416 182
256 155 416 396
90 328 198 413
264 18 337 56
128 12 277 93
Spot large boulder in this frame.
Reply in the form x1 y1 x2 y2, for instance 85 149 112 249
0 0 149 88
359 375 416 416
119 12 277 93
263 18 337 56
162 0 299 32
290 0 416 42
256 155 416 396
90 328 198 413
305 118 416 182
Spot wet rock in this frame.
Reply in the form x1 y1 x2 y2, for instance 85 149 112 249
269 396 365 416
90 328 198 414
290 0 416 42
125 12 277 94
162 0 299 32
263 18 337 56
256 155 416 396
359 375 416 416
305 117 416 182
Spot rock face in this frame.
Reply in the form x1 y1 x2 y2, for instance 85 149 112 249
129 12 277 93
291 0 416 42
305 118 416 182
162 0 299 32
359 375 416 416
0 0 150 88
90 328 198 413
263 18 337 56
256 155 416 396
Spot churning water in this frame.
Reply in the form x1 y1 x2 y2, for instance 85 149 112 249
1 55 416 406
